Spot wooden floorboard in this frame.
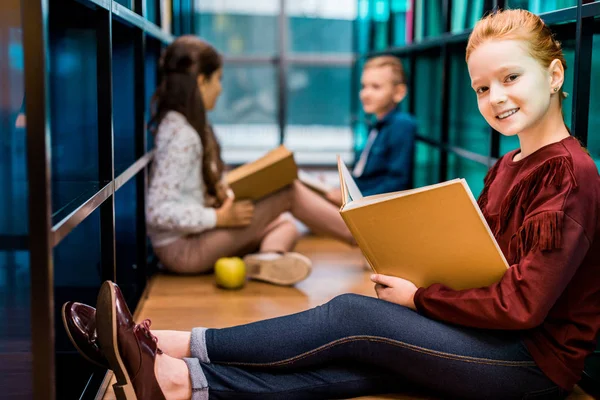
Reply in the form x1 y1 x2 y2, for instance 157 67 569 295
100 236 593 400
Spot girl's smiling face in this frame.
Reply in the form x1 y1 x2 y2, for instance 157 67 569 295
467 39 557 137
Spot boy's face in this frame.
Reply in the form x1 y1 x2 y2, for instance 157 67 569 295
360 66 406 117
467 39 557 137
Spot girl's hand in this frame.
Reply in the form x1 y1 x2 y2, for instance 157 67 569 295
370 274 418 310
216 195 254 227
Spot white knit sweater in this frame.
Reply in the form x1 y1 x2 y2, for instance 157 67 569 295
146 111 218 248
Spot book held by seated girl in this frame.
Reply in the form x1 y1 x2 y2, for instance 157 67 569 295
337 156 509 290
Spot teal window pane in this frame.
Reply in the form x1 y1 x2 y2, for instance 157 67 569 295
285 65 353 164
146 0 157 24
114 0 132 8
449 50 490 155
504 0 577 12
500 35 575 155
414 54 443 140
195 6 278 56
414 0 444 42
451 0 484 33
447 153 489 199
414 142 440 187
210 65 279 164
589 32 600 172
288 18 353 53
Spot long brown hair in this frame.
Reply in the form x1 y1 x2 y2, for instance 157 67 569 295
149 35 227 207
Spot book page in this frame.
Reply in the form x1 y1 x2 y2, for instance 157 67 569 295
338 158 363 202
298 169 334 195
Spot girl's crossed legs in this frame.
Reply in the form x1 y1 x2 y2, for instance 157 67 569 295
154 180 355 275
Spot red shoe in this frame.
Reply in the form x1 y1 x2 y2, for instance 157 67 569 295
96 281 166 400
62 301 108 368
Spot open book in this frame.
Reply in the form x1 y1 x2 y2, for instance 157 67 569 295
337 156 509 290
226 145 298 201
297 169 335 196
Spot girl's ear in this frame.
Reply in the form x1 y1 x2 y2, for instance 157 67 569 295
197 74 207 88
548 59 564 93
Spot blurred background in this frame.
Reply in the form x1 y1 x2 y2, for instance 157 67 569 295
1 0 599 398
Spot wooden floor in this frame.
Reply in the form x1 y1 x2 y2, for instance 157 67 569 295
101 236 594 400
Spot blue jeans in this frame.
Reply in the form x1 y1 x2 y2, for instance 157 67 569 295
185 294 567 399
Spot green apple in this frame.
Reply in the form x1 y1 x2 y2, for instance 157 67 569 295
214 257 247 290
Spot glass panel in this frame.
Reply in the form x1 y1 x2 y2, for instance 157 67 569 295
113 24 136 177
451 0 484 33
285 65 353 165
504 0 577 12
145 38 161 151
147 0 158 24
413 141 440 187
210 65 279 164
49 5 100 221
0 0 32 395
589 32 600 171
414 0 444 42
413 53 443 140
286 0 355 53
195 0 279 56
447 153 489 199
114 0 133 9
53 208 104 397
449 50 490 156
115 178 140 310
500 35 575 155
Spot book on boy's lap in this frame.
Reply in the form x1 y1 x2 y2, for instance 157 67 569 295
337 156 509 290
297 169 335 196
226 145 298 201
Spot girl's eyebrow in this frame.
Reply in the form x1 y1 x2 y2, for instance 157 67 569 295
471 65 523 88
496 65 522 72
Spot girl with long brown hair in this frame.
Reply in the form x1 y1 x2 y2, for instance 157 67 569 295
145 35 355 284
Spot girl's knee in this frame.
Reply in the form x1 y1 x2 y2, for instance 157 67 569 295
327 293 375 314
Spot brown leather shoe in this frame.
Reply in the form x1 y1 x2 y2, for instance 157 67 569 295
96 280 166 400
62 302 108 368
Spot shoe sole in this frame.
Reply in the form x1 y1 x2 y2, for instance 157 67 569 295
96 281 138 400
244 252 312 286
61 303 106 369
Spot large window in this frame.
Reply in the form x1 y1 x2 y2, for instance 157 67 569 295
211 64 279 163
196 0 356 165
196 0 279 56
285 65 353 164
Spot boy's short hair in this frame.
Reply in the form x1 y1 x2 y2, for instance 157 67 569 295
363 55 406 85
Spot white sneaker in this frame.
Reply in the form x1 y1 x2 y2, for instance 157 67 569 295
243 252 312 286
